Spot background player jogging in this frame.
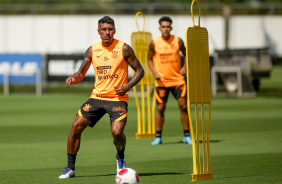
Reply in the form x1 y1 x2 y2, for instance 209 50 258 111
148 16 192 145
59 16 144 179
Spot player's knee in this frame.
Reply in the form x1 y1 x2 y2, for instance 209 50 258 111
112 128 123 139
157 104 166 114
112 130 122 139
71 121 84 134
179 103 187 112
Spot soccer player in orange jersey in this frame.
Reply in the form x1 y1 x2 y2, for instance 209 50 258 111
148 16 192 145
59 16 144 179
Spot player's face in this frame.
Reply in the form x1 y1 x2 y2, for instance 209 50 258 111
98 23 116 45
159 21 172 39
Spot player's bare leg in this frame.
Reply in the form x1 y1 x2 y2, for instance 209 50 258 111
151 103 166 145
67 116 91 153
112 121 127 172
177 97 192 144
59 116 91 179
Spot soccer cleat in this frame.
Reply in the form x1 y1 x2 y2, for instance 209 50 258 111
183 136 193 145
59 167 75 179
116 159 127 172
151 137 162 145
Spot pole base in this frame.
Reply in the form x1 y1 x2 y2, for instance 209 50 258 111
135 133 156 139
191 173 212 181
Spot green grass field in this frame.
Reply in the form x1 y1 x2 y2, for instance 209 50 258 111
1 67 282 184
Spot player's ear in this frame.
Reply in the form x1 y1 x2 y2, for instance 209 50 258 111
171 26 173 31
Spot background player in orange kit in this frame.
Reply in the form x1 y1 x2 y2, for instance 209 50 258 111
148 16 192 145
59 16 144 179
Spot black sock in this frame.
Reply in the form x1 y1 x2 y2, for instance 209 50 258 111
116 148 125 160
156 130 162 138
67 153 77 171
184 129 190 137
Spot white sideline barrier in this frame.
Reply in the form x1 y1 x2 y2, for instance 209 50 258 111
2 69 42 96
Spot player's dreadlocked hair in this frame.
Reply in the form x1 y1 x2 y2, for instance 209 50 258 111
158 16 173 25
98 16 115 27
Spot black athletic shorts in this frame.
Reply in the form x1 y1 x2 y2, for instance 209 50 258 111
155 83 186 104
77 98 128 127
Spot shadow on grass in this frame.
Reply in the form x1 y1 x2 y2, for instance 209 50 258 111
257 88 282 98
139 172 184 176
163 140 221 145
76 172 184 178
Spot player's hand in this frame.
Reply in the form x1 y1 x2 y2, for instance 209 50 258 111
180 67 186 76
154 73 162 80
114 86 129 96
66 77 75 88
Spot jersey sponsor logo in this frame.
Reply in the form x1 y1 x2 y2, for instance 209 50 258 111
159 89 166 97
97 74 118 81
111 51 118 58
112 106 126 112
97 66 111 70
83 104 92 112
96 65 118 81
95 94 115 99
94 48 102 52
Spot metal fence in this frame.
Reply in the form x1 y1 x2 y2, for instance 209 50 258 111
1 2 282 15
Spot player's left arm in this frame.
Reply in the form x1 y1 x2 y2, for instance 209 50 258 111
114 43 144 96
179 37 187 76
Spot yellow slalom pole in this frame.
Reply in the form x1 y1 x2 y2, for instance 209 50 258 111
132 11 155 139
141 79 145 134
207 103 212 173
186 0 212 181
195 103 201 174
133 86 141 135
201 103 207 173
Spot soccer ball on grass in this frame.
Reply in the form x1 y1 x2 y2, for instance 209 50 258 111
115 168 139 184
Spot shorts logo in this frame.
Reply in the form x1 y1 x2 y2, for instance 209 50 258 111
111 51 118 58
159 89 166 98
83 104 92 112
112 106 126 112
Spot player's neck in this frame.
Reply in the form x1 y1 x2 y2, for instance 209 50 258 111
162 35 171 41
102 38 115 47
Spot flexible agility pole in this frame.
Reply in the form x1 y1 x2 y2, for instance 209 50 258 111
186 0 212 181
131 11 156 139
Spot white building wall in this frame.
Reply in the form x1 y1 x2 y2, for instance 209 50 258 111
0 15 281 56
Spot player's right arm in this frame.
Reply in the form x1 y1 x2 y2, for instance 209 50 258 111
66 46 92 88
148 40 162 80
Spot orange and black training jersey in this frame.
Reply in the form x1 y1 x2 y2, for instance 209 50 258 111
153 35 185 87
90 39 129 103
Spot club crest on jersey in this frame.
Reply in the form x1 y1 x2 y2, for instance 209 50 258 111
83 104 92 112
111 51 118 58
159 89 166 97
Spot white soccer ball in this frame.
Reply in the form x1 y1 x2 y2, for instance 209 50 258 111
115 168 139 184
